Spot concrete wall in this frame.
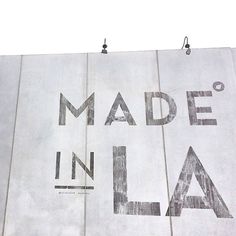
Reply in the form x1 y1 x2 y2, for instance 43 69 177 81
0 48 236 235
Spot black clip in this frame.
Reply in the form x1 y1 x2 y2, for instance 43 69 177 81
101 38 108 54
181 36 191 55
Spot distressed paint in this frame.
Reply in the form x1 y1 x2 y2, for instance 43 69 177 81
113 146 160 215
55 152 61 179
166 146 232 218
0 49 236 236
158 48 236 236
85 51 170 236
59 92 95 125
105 92 136 125
186 91 217 125
145 92 177 125
3 54 88 236
72 152 94 180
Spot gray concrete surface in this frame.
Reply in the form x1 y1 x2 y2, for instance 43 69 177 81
0 56 21 235
0 48 236 235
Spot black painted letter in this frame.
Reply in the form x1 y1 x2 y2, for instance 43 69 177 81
105 93 136 125
166 146 232 218
72 152 94 180
113 146 160 215
145 92 177 125
59 93 94 125
187 91 217 125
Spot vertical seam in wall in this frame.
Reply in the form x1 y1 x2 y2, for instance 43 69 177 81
2 55 23 236
155 51 173 236
229 48 236 79
83 53 89 236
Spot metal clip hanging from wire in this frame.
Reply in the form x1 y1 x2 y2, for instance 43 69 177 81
101 38 108 54
181 36 191 55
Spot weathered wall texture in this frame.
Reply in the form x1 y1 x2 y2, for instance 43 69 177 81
0 48 236 235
